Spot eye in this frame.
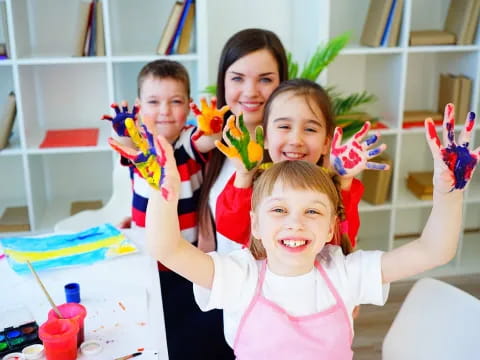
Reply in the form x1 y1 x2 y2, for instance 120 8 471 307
305 127 318 133
231 76 243 82
260 77 273 83
270 207 286 214
305 209 321 215
147 100 159 105
172 99 184 105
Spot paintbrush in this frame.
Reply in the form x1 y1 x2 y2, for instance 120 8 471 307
114 352 142 360
26 260 63 318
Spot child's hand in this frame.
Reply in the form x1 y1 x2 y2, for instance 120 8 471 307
330 121 389 177
190 97 229 141
215 114 264 171
108 116 163 191
101 101 139 137
426 103 479 193
153 134 180 201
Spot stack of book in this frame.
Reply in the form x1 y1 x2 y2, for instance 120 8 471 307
406 171 433 200
402 110 443 129
438 73 472 124
409 0 480 46
360 0 404 47
0 206 30 232
156 0 195 55
0 1 9 59
74 0 105 57
362 154 393 205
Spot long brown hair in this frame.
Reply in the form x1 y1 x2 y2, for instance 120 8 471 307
198 29 289 240
250 161 352 259
262 78 335 166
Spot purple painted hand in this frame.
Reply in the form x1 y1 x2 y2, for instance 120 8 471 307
101 101 139 137
330 121 389 177
153 134 180 201
425 103 480 193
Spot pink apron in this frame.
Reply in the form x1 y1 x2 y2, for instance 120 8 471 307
233 260 353 359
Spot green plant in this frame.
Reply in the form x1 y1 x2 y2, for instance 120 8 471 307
203 32 376 139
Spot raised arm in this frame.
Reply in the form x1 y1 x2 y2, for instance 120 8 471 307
382 104 479 284
145 133 215 289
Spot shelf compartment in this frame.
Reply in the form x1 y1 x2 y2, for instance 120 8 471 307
405 51 479 113
327 53 403 129
460 203 480 274
11 0 98 58
0 154 27 213
357 209 391 252
27 151 114 231
17 62 110 150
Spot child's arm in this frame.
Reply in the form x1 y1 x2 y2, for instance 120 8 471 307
146 134 215 289
382 105 479 284
189 97 229 153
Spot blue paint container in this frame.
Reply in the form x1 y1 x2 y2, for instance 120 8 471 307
64 282 81 303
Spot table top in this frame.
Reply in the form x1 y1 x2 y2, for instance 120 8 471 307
0 227 168 360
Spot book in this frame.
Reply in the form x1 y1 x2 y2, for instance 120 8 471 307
444 0 476 45
463 0 480 44
380 0 397 46
87 0 97 56
70 200 103 215
83 0 95 56
362 154 393 205
0 206 30 232
0 91 16 150
166 0 193 54
39 128 99 148
388 0 403 46
95 0 105 56
156 1 184 55
74 1 92 57
403 110 443 128
456 75 472 124
406 171 433 200
177 2 195 54
438 73 461 114
409 30 456 46
361 0 394 47
0 1 10 57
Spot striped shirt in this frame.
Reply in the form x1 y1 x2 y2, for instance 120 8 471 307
130 126 206 244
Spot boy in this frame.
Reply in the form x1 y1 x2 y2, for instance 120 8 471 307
102 59 234 359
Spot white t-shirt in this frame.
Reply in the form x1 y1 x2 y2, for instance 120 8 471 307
194 245 389 347
208 159 243 254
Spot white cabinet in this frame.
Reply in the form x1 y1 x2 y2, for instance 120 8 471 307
1 0 479 276
0 0 206 233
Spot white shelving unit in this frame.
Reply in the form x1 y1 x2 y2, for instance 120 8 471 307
0 0 479 276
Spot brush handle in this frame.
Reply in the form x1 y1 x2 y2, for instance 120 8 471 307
26 260 63 318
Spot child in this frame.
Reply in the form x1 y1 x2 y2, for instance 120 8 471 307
215 79 387 251
102 59 234 359
196 28 289 254
146 104 478 359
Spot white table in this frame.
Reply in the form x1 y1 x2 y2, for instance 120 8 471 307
0 227 168 360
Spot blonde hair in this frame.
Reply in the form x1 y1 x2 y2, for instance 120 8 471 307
250 161 352 259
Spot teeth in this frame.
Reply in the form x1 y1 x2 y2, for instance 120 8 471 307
241 103 260 109
284 152 304 159
282 239 307 248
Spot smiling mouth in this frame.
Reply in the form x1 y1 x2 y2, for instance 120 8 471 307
279 239 310 248
282 152 306 160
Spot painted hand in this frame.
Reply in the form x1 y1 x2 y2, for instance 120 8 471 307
152 134 180 201
425 103 480 193
190 97 229 141
101 101 139 137
215 114 264 171
330 121 389 177
108 116 164 191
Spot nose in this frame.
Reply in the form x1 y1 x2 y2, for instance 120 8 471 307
243 79 259 97
284 211 304 230
288 128 304 146
159 101 171 115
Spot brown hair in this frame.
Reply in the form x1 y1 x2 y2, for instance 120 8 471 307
262 78 335 166
198 29 289 240
250 161 352 259
137 59 190 98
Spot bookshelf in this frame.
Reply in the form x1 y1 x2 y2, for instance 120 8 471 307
0 0 479 277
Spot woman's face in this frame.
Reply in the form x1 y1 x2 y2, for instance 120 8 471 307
224 49 280 128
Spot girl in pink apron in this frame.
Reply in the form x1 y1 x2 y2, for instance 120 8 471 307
146 104 478 359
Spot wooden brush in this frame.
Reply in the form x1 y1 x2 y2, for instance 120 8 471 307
26 260 63 318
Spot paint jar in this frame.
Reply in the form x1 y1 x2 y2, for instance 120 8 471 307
38 319 78 360
48 303 87 346
64 283 81 303
2 352 26 360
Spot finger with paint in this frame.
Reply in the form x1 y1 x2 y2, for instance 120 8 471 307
330 121 389 177
425 103 480 193
101 101 139 137
190 97 229 141
215 114 264 171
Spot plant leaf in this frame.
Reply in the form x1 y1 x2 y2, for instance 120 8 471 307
287 52 299 79
332 91 376 116
202 85 217 95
